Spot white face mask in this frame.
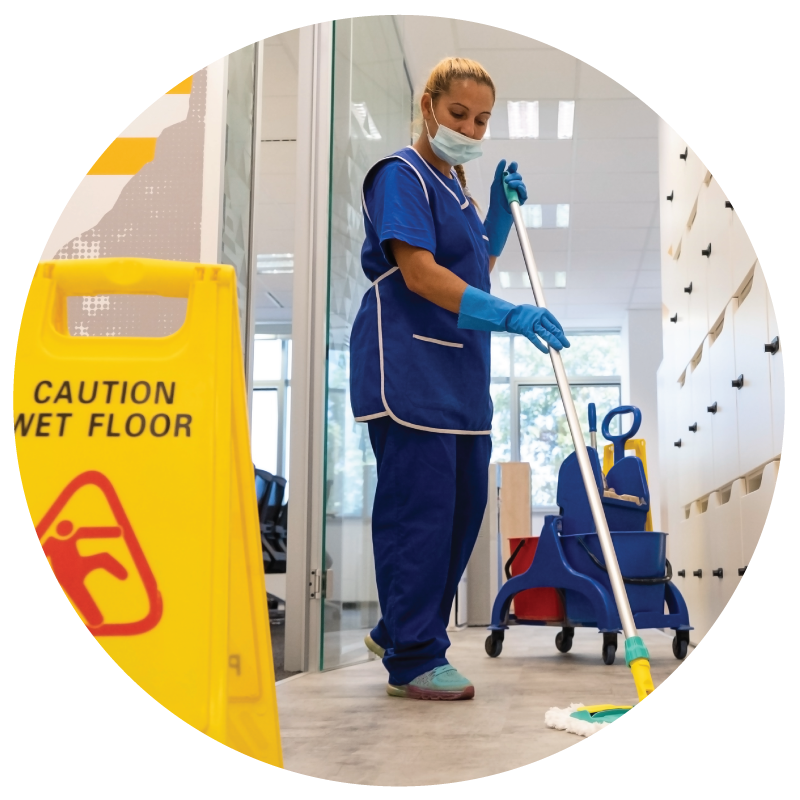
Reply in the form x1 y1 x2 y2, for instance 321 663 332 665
425 107 484 166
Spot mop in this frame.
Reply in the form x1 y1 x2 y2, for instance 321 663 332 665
504 178 655 736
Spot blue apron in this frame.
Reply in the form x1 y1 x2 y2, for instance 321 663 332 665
350 146 493 433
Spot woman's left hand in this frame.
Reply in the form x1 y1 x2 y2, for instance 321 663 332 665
484 159 528 257
490 159 528 214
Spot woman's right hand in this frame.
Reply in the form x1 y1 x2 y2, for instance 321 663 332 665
505 305 570 353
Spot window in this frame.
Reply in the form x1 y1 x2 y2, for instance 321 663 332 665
251 336 291 483
490 330 623 508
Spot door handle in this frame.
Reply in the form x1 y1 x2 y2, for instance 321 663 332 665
732 374 744 389
701 243 712 257
707 402 718 414
684 282 693 294
765 336 780 354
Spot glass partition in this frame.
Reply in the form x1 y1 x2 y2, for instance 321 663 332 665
321 17 412 670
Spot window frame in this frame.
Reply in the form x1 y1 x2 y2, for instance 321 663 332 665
490 330 623 511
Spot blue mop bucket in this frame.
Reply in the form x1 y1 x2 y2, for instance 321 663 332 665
560 530 669 615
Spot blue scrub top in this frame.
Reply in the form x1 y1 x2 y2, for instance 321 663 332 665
349 146 493 434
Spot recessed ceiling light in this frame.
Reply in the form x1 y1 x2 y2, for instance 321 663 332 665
507 101 539 139
498 271 567 289
520 204 543 228
556 204 570 228
558 101 575 139
257 253 294 273
351 102 382 140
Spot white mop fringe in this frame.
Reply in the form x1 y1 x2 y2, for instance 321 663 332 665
544 703 610 737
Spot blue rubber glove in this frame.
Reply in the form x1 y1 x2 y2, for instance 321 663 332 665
458 285 570 354
483 159 528 257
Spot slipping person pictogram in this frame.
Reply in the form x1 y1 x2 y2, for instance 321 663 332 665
36 471 163 636
43 521 129 627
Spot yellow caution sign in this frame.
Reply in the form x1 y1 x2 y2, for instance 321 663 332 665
14 258 282 766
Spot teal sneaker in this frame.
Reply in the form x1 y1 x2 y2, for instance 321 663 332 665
364 634 385 658
387 665 474 700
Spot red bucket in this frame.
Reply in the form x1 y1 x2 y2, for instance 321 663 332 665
509 537 564 621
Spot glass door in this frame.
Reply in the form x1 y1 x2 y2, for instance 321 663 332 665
321 17 412 670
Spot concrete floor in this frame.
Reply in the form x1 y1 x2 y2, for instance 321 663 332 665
276 624 691 786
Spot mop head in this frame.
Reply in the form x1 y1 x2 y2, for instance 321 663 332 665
545 703 632 737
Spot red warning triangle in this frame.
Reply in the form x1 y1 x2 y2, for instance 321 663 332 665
36 471 163 636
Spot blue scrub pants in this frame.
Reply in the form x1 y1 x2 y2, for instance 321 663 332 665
367 417 492 686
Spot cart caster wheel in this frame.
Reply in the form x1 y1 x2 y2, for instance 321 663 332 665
555 627 574 654
672 630 690 660
485 631 504 658
602 632 618 665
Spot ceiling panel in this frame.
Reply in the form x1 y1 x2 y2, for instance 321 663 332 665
570 202 657 229
566 270 639 291
563 304 629 325
629 288 662 305
471 50 578 98
635 271 663 289
569 251 646 270
572 172 659 203
575 138 658 173
571 228 651 252
576 99 659 139
639 251 662 270
453 20 551 51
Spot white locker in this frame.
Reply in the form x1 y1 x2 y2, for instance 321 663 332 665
662 244 690 371
689 339 714 499
685 500 712 642
707 302 740 490
700 177 735 326
682 200 710 356
733 264 774 474
740 460 780 568
672 148 708 241
675 373 697 506
766 288 784 461
728 203 759 293
705 479 746 626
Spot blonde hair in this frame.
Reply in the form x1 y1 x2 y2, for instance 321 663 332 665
416 57 496 193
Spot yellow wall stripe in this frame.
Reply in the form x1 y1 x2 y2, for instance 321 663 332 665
167 77 193 94
88 138 158 175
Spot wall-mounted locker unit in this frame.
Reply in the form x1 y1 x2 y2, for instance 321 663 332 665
657 125 779 649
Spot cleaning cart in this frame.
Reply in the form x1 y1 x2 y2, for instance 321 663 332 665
485 403 692 665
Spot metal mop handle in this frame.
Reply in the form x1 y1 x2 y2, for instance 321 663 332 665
504 186 639 641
